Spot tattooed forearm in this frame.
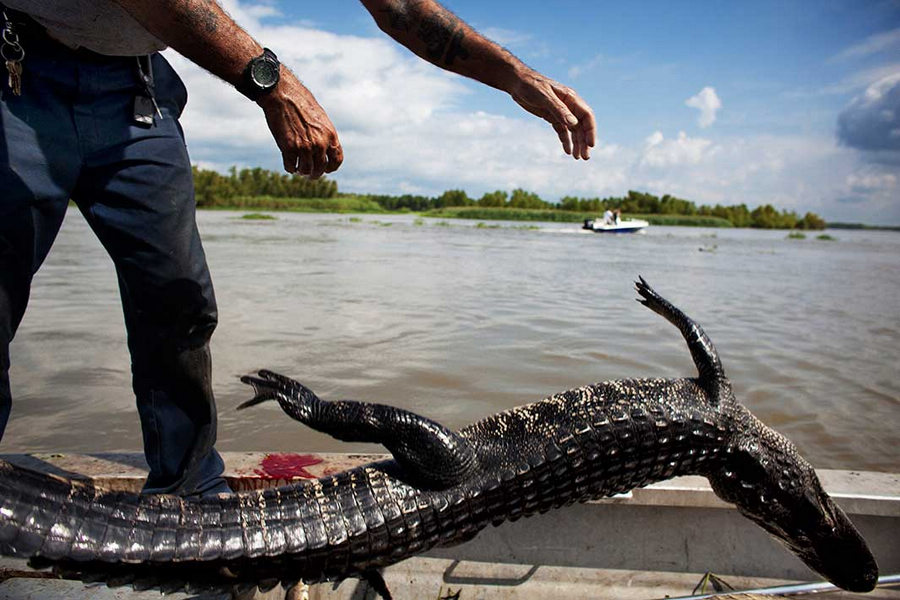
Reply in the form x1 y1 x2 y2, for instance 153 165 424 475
378 0 470 66
380 3 413 32
418 7 469 65
114 0 263 87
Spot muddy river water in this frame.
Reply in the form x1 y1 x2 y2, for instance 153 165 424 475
6 211 899 472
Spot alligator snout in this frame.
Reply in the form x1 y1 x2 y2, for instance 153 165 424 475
806 493 879 592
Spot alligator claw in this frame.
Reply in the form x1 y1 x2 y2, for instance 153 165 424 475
634 275 661 308
237 370 302 410
236 376 277 410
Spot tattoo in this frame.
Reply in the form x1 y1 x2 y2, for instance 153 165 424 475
417 7 469 66
443 29 469 65
380 1 470 66
380 4 413 32
184 0 219 34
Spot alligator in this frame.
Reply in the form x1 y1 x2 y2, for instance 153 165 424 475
0 279 878 598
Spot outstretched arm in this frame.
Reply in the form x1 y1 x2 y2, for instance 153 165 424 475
360 0 596 160
111 0 342 178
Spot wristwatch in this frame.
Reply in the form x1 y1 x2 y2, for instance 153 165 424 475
238 48 280 101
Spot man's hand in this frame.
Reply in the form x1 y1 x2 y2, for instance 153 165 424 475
362 0 597 161
510 70 596 160
257 71 343 178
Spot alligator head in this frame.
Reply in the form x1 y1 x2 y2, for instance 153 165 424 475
708 409 878 592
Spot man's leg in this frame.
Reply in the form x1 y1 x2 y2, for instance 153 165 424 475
0 46 81 440
70 53 228 496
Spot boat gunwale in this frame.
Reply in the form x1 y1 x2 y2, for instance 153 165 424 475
1 452 896 517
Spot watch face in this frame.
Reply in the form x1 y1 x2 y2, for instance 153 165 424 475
250 59 279 88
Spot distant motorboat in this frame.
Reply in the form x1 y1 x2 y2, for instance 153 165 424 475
582 217 650 234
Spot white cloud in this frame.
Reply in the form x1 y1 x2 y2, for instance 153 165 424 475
847 171 897 192
830 27 900 62
477 27 551 60
242 4 281 20
861 72 900 103
337 112 628 198
568 54 610 80
784 62 900 98
479 26 532 48
685 87 722 128
640 131 716 168
836 164 899 217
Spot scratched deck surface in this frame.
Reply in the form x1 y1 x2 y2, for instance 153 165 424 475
1 558 898 599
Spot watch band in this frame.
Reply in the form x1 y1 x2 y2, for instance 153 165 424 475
237 47 280 101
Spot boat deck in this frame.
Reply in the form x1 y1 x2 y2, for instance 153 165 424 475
1 452 897 599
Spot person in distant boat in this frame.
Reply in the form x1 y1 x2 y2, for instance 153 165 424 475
0 0 595 497
603 209 615 225
613 208 622 225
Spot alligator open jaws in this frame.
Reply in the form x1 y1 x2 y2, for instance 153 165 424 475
0 279 878 598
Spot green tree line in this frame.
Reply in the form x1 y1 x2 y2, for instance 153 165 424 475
373 188 826 230
192 166 826 229
192 166 338 207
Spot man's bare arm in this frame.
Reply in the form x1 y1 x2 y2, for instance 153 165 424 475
111 0 342 177
360 0 596 159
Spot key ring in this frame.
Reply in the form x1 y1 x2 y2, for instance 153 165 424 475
2 11 24 63
1 41 24 63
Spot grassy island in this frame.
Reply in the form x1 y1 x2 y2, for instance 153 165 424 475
421 207 733 228
193 166 829 230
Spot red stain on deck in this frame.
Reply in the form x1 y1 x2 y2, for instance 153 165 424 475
253 453 323 479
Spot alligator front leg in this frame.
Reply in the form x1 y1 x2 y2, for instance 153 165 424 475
240 370 477 489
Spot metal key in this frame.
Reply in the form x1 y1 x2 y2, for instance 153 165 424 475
136 56 163 118
147 91 162 118
5 59 21 95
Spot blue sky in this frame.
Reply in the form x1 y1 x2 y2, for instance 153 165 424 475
171 1 900 223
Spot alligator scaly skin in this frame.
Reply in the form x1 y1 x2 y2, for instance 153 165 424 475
0 280 878 596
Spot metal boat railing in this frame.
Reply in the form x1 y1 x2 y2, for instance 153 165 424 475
666 573 900 598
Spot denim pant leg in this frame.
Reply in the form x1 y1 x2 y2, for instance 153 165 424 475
66 53 227 495
0 49 81 441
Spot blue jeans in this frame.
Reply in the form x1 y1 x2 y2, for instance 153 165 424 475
0 32 228 495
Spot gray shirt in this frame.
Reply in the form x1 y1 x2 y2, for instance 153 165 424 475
5 0 166 56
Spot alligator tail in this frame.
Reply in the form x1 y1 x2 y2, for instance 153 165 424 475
0 457 360 595
0 459 219 563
